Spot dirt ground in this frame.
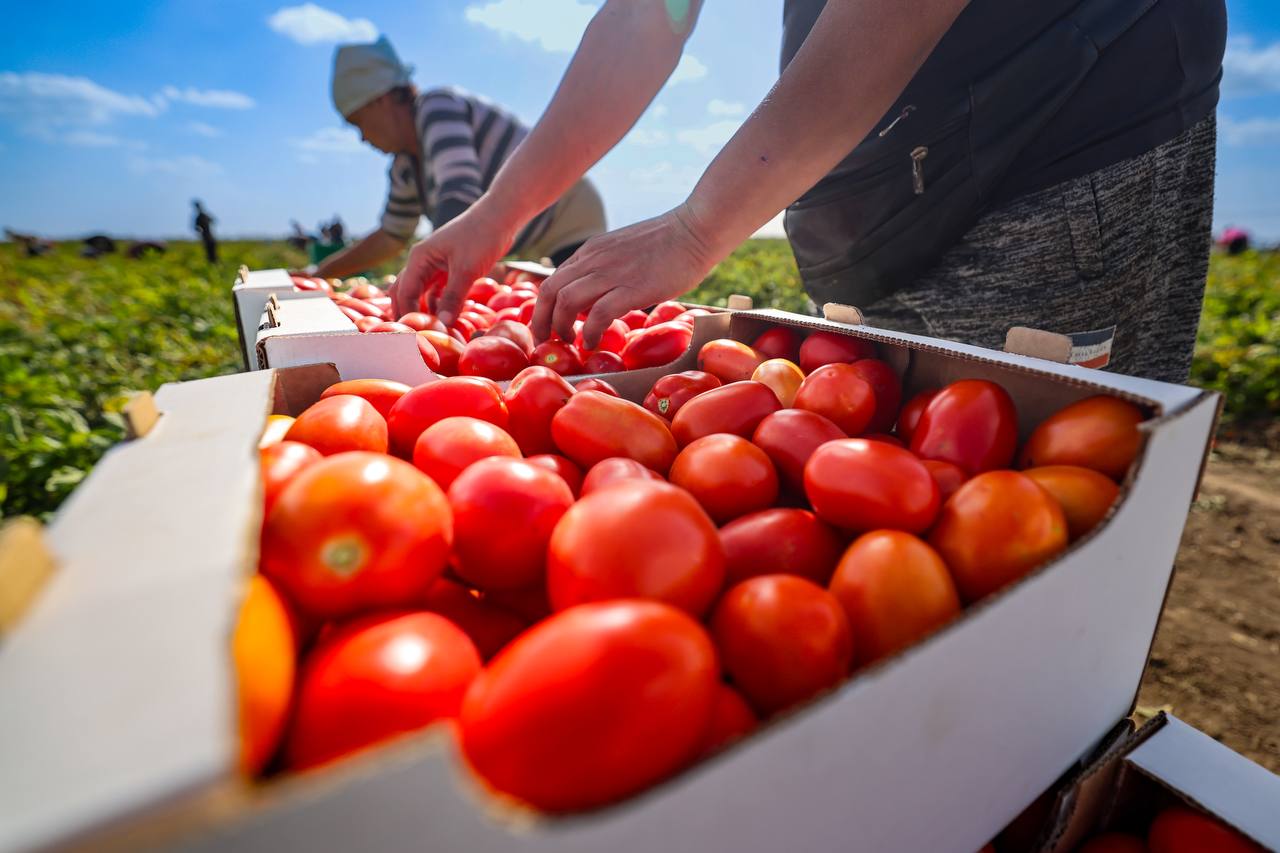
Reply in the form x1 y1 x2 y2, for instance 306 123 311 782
1135 433 1280 772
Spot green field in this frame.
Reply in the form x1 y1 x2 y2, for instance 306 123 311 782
2 239 1277 521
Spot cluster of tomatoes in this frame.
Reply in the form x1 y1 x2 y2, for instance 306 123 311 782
288 271 706 379
1072 805 1262 853
240 317 1147 816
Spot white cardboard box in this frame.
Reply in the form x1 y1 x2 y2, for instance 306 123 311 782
0 312 1220 853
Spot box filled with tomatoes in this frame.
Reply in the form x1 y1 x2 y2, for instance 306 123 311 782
0 306 1222 853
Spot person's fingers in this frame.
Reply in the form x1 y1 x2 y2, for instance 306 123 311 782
394 244 432 317
436 265 480 329
529 266 575 342
551 274 613 343
581 288 637 350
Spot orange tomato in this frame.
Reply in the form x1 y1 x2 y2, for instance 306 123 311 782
668 434 780 524
234 575 297 775
1024 465 1120 540
751 358 806 407
1148 806 1263 853
320 378 411 420
260 440 322 515
412 416 521 491
285 394 388 456
793 364 877 436
1021 395 1145 481
258 413 295 449
698 338 764 383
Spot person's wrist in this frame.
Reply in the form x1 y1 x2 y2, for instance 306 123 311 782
670 200 728 273
472 186 531 245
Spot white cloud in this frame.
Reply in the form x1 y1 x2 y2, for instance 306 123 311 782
627 128 669 146
669 54 707 85
1219 115 1280 146
268 3 377 45
1223 37 1280 97
0 71 160 132
293 126 365 156
159 85 254 110
128 154 222 175
186 120 223 138
62 130 124 147
676 119 739 154
464 0 596 53
707 98 744 117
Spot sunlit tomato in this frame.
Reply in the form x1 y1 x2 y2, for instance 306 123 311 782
234 575 296 775
1024 465 1120 540
355 316 383 332
751 358 805 407
419 577 527 661
930 470 1068 603
583 350 625 373
720 508 843 586
1020 395 1145 481
451 314 478 340
805 439 940 533
574 377 620 396
486 319 535 356
699 683 758 758
419 330 465 376
286 612 480 770
828 530 960 667
620 308 650 330
337 296 383 318
386 376 508 458
547 480 725 616
751 408 846 492
467 277 504 305
417 334 441 372
1148 806 1263 853
847 359 902 434
466 300 498 322
460 336 530 381
348 281 384 301
531 340 584 376
643 370 722 421
448 457 574 591
320 378 411 420
621 321 694 370
524 453 584 496
398 312 447 333
575 318 629 355
261 440 323 515
798 331 876 373
581 457 663 496
366 321 416 334
712 575 853 716
921 459 968 503
285 395 388 456
910 379 1018 474
502 366 575 456
671 381 782 447
793 364 876 436
551 390 678 474
261 452 453 620
644 301 688 327
752 326 802 363
258 413 295 449
338 305 367 325
895 388 938 443
413 416 522 491
460 600 718 812
698 339 763 384
493 306 523 324
1078 833 1148 853
669 434 779 524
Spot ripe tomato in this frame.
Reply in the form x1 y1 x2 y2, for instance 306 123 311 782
419 578 527 661
847 359 902 434
547 480 725 617
348 281 384 300
386 376 508 458
930 470 1068 602
895 388 938 443
419 330 465 376
451 314 478 341
517 298 538 325
644 370 721 420
699 683 758 758
621 321 694 370
671 381 781 446
366 321 416 334
504 366 575 456
460 336 530 381
751 408 846 491
261 452 453 620
583 350 625 373
417 334 441 372
1147 806 1262 853
285 395 388 456
644 301 688 327
1020 395 1145 481
720 508 843 586
525 453 583 496
574 377 620 396
752 326 801 362
488 289 532 311
320 378 411 420
448 457 574 591
467 277 504 305
234 575 296 775
575 318 629 355
910 379 1018 474
486 319 535 356
804 439 940 533
698 339 763 384
712 575 853 716
750 358 805 407
258 413 294 449
353 315 382 333
398 312 448 333
551 390 678 474
1024 465 1120 540
581 457 663 495
261 440 323 515
1078 834 1148 853
460 600 718 812
531 339 584 376
668 434 779 524
863 432 903 446
793 364 876 436
286 612 481 770
413 416 521 491
921 459 968 503
337 296 383 318
620 308 650 330
828 530 960 667
798 331 876 373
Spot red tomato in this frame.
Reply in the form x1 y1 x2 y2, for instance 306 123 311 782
671 381 782 446
448 457 574 591
929 470 1068 603
285 395 388 456
1024 465 1120 540
337 305 366 324
531 339 584 376
451 314 478 340
419 577 527 661
488 289 531 311
551 390 678 474
467 277 503 305
574 377 620 396
798 331 876 373
829 530 960 667
398 312 447 333
863 432 903 447
581 457 663 495
644 301 687 327
1078 834 1149 853
669 434 780 524
336 296 383 318
486 319 535 356
847 359 902 434
419 330 465 376
503 366 575 456
366 321 415 334
417 334 441 372
621 321 694 370
348 281 384 300
1148 806 1263 853
793 364 876 436
465 300 498 322
620 308 650 330
493 306 523 324
910 379 1018 474
547 480 725 617
460 600 718 812
261 452 452 620
699 683 758 758
386 376 508 458
517 298 538 325
583 350 625 373
460 336 530 381
320 378 410 420
712 575 853 716
575 318 629 355
643 370 722 421
524 453 584 497
698 339 763 384
286 612 480 770
260 441 322 515
896 389 938 443
1020 395 1145 481
353 315 381 333
752 327 802 363
751 358 805 407
804 439 940 533
921 459 968 503
720 508 843 586
751 408 846 492
413 416 521 491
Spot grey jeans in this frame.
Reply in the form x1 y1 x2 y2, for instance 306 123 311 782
860 115 1217 383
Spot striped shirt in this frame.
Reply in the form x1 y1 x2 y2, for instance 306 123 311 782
380 87 555 252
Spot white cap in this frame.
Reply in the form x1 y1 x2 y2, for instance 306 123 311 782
331 36 413 119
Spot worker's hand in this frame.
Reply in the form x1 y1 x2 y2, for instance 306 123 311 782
531 205 719 349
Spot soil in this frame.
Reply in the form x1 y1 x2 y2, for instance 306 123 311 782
1135 438 1280 772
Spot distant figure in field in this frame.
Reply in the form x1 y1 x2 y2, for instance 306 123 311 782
1217 227 1250 256
192 200 218 263
81 234 116 259
127 240 167 259
5 229 53 257
288 220 310 252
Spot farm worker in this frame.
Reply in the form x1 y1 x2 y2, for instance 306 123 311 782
311 36 606 281
192 200 217 264
390 0 1225 383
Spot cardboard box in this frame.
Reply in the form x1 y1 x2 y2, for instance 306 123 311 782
0 312 1220 853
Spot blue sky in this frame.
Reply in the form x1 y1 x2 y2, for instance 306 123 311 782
2 0 1279 242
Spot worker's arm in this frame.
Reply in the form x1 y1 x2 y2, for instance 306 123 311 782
313 228 407 280
390 0 703 320
536 0 970 346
